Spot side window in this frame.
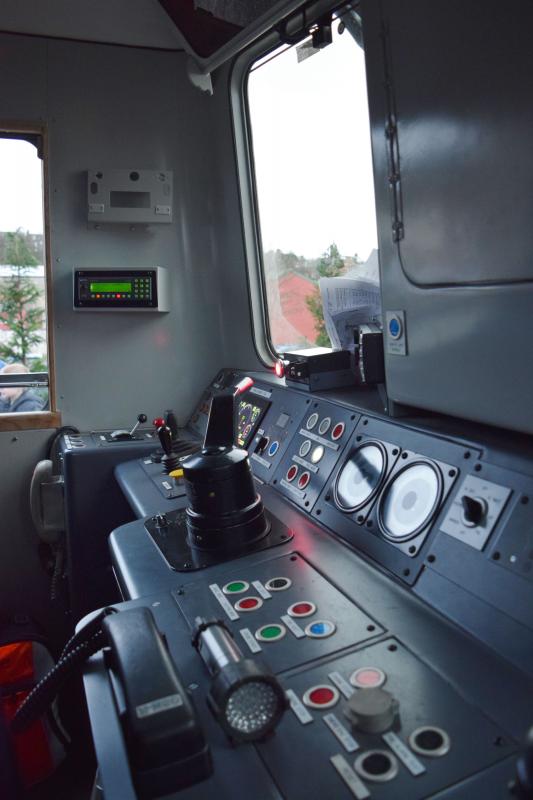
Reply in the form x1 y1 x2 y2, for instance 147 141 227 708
246 11 378 353
0 130 52 419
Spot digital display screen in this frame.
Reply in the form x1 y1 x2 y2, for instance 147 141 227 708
90 282 132 293
236 397 270 448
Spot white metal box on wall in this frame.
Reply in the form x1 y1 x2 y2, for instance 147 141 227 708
87 168 173 224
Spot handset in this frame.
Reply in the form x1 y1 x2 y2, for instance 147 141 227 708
29 459 65 544
102 608 211 797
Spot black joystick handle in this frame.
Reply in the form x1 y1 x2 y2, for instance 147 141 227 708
158 425 174 456
158 424 182 474
203 376 254 450
165 410 179 440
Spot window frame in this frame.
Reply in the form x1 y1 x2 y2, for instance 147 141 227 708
230 0 352 363
0 121 60 432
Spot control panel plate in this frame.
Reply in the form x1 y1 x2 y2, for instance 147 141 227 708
259 638 515 800
173 552 384 673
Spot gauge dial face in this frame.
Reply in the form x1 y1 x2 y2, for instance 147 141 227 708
335 444 385 511
379 462 441 540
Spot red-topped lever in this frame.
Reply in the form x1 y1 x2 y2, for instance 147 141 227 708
203 377 253 450
234 376 254 396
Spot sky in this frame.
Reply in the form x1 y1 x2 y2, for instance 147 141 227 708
0 139 44 234
248 24 378 261
0 24 378 261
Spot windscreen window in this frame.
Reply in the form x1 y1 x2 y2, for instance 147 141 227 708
247 13 378 353
0 133 49 414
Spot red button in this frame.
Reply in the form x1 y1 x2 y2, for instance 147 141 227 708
303 684 339 709
286 465 298 482
298 471 310 489
235 596 262 611
288 601 316 617
331 422 345 441
310 687 335 705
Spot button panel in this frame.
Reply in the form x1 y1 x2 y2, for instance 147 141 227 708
272 402 359 512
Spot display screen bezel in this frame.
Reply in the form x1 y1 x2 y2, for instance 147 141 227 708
74 269 157 308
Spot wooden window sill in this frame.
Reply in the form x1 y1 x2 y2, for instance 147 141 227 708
0 411 62 432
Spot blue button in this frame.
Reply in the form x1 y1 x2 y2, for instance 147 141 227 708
305 619 336 639
268 440 279 457
389 317 401 338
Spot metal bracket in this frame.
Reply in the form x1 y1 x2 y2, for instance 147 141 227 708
186 56 213 95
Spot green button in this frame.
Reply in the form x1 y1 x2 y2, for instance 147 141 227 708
223 581 248 594
256 624 286 642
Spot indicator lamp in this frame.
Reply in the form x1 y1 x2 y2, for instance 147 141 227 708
274 359 288 379
192 618 287 743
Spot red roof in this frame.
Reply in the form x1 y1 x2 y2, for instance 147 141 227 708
266 271 318 348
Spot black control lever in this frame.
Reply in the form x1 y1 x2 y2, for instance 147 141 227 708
157 424 174 456
203 377 254 450
165 409 179 439
110 412 147 442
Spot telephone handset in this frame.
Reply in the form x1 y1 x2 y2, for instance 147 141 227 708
102 608 212 797
29 459 65 544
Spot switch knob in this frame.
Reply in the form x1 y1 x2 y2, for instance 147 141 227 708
461 494 487 527
344 687 399 734
255 436 269 454
154 513 168 528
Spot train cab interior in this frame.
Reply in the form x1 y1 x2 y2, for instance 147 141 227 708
1 1 533 799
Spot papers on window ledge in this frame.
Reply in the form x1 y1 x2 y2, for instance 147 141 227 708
319 276 382 353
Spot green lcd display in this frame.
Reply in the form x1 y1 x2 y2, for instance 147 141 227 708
90 282 132 293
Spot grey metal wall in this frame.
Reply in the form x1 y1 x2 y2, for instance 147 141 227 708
0 33 260 629
363 0 533 433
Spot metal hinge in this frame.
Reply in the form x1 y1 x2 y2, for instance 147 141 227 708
381 23 404 243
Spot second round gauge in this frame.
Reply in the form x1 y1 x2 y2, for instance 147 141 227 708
334 443 387 512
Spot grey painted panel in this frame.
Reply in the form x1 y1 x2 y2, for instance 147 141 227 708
386 0 533 286
362 1 533 434
0 36 47 118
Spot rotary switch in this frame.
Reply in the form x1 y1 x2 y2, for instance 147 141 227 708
344 686 399 734
461 494 487 527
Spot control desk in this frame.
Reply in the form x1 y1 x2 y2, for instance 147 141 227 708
82 369 533 800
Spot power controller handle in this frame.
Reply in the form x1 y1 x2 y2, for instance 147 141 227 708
157 424 174 456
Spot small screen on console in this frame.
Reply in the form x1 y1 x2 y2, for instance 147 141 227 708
236 396 270 448
90 282 132 293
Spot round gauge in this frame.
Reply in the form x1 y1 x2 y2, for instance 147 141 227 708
377 461 442 541
334 443 386 512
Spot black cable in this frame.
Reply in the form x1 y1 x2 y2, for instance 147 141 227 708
59 607 117 661
47 425 80 471
49 541 64 603
11 631 104 734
